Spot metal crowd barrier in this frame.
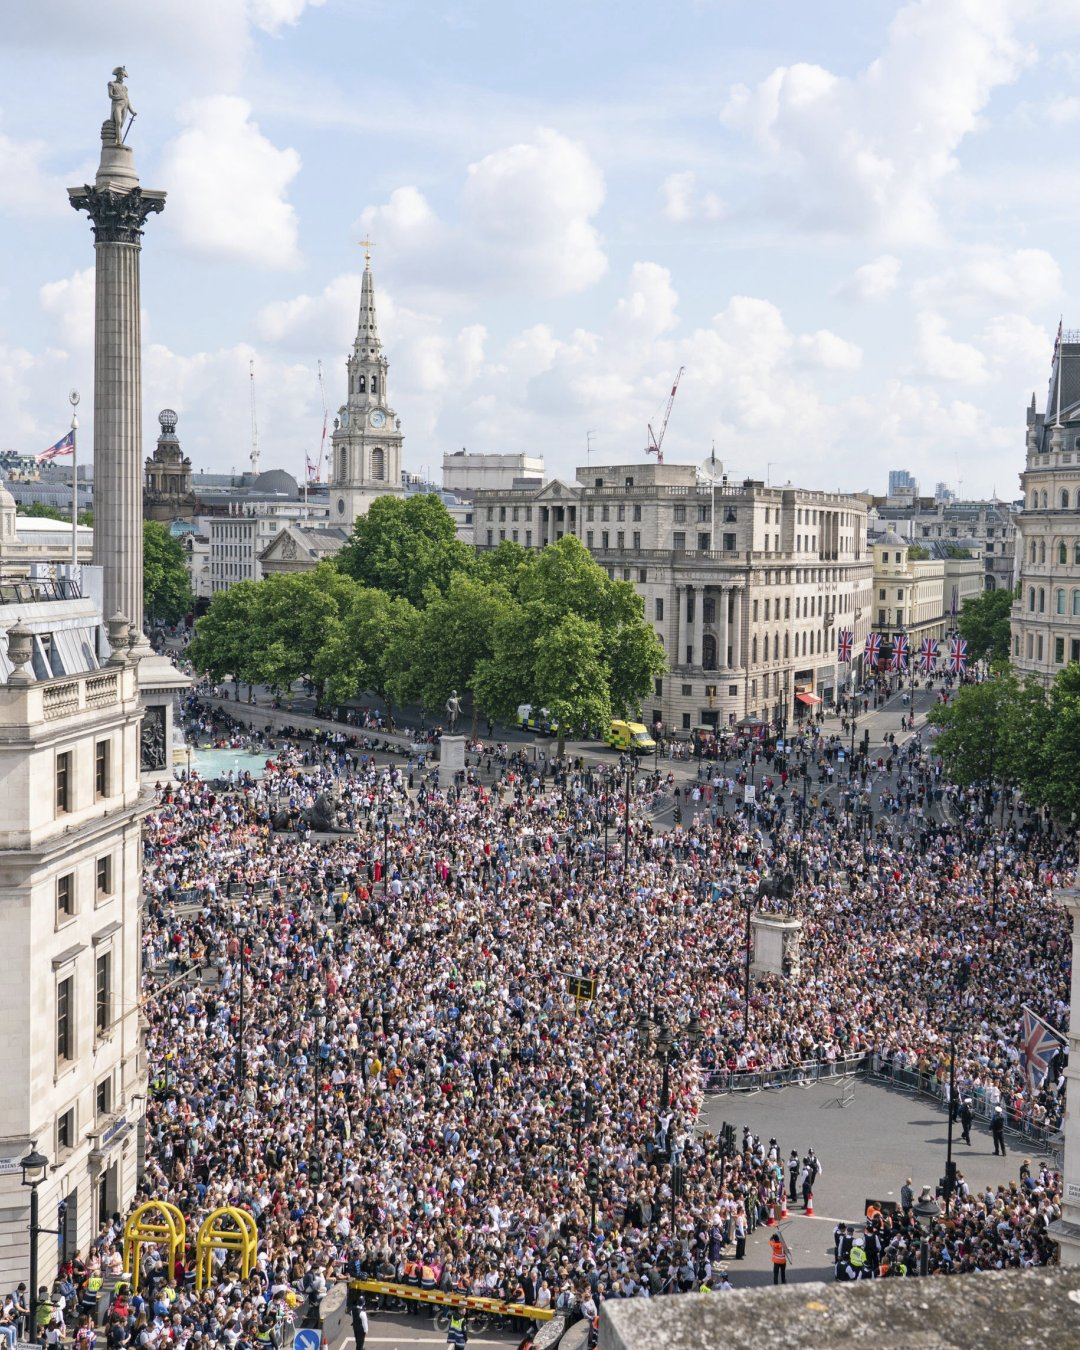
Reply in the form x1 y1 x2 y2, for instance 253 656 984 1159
702 1053 869 1095
347 1278 553 1321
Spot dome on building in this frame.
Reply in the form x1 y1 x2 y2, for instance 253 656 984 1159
251 468 300 500
878 529 907 547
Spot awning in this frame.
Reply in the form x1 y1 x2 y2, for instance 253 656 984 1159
795 692 822 706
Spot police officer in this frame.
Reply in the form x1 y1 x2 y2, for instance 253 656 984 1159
788 1150 800 1202
446 1310 468 1347
350 1293 369 1349
960 1099 973 1146
992 1106 1007 1156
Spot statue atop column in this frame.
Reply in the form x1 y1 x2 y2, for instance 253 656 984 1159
106 67 136 145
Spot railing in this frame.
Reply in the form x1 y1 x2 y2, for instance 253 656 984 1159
702 1053 869 1095
42 680 80 719
85 673 119 708
0 576 83 604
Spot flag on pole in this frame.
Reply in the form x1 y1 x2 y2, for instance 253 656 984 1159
919 638 938 673
864 632 881 663
36 430 75 463
891 633 909 673
837 629 852 663
950 638 968 675
1053 317 1063 368
1019 1004 1065 1091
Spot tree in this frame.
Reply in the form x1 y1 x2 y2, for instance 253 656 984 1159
958 588 1014 665
314 587 419 725
188 581 266 689
533 611 611 756
406 574 512 732
336 494 475 607
1028 664 1080 832
143 520 193 624
253 565 355 696
926 676 1021 795
907 544 930 560
16 502 93 524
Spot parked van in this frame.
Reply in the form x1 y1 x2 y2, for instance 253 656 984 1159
516 703 559 736
604 720 655 753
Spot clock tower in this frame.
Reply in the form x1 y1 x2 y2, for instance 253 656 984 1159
330 245 405 525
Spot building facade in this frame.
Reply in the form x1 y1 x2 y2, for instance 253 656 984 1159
1012 335 1080 679
0 585 147 1291
143 410 194 523
442 451 544 496
474 462 872 731
868 496 1018 593
329 251 405 527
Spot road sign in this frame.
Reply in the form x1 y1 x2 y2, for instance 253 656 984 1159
566 975 597 1001
744 785 756 803
294 1331 321 1350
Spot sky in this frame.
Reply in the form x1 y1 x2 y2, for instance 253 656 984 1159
2 0 1080 498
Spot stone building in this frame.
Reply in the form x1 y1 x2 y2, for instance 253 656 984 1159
329 249 405 527
258 523 349 578
0 584 147 1290
441 450 544 497
1012 332 1080 678
473 462 872 731
870 533 983 646
143 409 194 523
207 472 328 594
869 496 1018 594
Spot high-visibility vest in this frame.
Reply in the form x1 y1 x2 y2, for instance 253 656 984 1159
699 1281 711 1293
850 1247 866 1268
770 1241 785 1265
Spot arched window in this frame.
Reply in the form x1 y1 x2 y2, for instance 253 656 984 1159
1041 491 1048 508
1073 589 1080 617
371 447 385 481
1026 633 1033 659
773 632 780 660
1076 488 1080 508
751 636 758 664
358 374 366 392
1056 588 1066 614
371 375 378 395
1030 541 1037 563
702 633 717 670
1014 634 1020 656
1031 493 1038 509
1028 587 1035 611
784 632 789 657
1038 587 1045 613
1062 490 1070 508
1039 541 1046 564
1075 542 1080 565
1060 542 1068 564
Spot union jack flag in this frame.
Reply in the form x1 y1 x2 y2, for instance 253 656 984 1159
1019 1004 1064 1091
919 638 939 673
36 430 75 463
892 633 909 673
837 629 852 663
864 632 881 663
950 638 968 674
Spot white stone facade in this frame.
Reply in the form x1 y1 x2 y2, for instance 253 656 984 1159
442 451 544 496
0 593 147 1290
1012 336 1080 679
474 463 872 731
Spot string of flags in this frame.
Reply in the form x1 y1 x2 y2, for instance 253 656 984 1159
835 629 968 674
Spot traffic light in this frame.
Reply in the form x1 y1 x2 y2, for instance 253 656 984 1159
570 1090 584 1127
584 1094 596 1126
308 1156 323 1187
672 1163 686 1199
586 1158 600 1198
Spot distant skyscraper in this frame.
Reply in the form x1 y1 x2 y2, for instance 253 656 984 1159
888 469 917 496
934 481 955 503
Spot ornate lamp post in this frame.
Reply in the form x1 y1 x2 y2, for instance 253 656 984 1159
21 1146 51 1344
311 998 327 1136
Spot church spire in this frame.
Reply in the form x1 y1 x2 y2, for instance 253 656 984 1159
354 239 381 355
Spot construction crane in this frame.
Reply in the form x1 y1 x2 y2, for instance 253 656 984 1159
645 366 685 463
314 359 328 484
248 359 260 476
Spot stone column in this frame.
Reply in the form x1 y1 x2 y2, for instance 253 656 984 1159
69 119 165 646
671 582 681 666
691 584 702 669
717 585 729 669
731 587 743 668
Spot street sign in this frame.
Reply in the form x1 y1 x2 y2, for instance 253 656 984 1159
566 975 597 1001
744 785 756 803
294 1331 321 1350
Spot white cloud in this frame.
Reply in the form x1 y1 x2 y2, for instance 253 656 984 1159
247 0 325 35
914 312 988 383
0 128 71 219
39 268 96 353
160 96 301 269
836 255 901 302
978 314 1051 370
721 0 1030 242
1046 95 1080 124
797 329 863 371
914 245 1061 311
613 262 679 336
256 272 362 350
358 128 607 299
661 171 725 224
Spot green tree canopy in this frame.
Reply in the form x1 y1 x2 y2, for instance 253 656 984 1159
143 520 193 624
336 494 475 607
313 586 419 723
958 588 1014 665
926 674 1022 792
16 501 93 524
188 580 265 687
251 565 355 694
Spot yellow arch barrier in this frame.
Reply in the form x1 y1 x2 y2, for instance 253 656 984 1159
123 1202 186 1291
195 1206 258 1291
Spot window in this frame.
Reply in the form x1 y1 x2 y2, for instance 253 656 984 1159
370 447 385 480
752 600 759 621
698 533 710 550
1039 588 1045 613
723 533 736 551
617 531 625 549
633 504 642 522
56 751 72 814
655 598 664 621
96 1077 112 1118
1062 491 1070 508
764 599 770 622
682 713 691 730
601 505 610 522
1061 542 1068 564
1057 588 1066 615
499 506 506 522
698 504 710 523
57 1108 74 1152
1073 590 1080 617
512 529 518 543
486 530 493 546
586 505 595 522
602 531 610 549
95 739 110 798
703 597 715 623
702 634 717 670
617 504 625 522
638 568 647 583
1055 637 1066 664
672 532 685 550
95 953 111 1037
879 588 886 600
1037 635 1044 660
525 530 532 548
586 530 594 549
57 976 73 1063
633 532 641 550
673 504 686 523
654 678 663 697
57 872 74 918
1029 587 1035 611
681 684 692 696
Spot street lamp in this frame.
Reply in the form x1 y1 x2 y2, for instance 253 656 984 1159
653 722 662 774
234 917 248 1095
21 1145 50 1344
635 1011 703 1236
311 998 327 1137
623 761 637 872
742 897 754 1038
944 1021 961 1219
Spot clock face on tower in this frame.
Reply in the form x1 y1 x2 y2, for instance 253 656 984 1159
369 409 386 429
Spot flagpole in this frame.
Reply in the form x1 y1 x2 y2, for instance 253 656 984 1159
69 390 80 569
1055 318 1063 428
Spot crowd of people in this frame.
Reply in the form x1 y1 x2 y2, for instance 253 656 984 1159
45 679 1068 1348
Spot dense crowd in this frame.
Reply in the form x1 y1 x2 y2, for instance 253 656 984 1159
38 684 1070 1348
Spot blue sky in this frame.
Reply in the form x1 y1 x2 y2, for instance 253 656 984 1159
2 0 1079 497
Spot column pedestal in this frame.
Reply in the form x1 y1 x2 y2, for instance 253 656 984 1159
750 914 803 978
439 734 466 788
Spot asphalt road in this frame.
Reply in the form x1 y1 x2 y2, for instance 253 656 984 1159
323 1297 523 1349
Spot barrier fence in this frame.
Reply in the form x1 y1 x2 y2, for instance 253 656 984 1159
346 1278 553 1322
703 1053 1062 1162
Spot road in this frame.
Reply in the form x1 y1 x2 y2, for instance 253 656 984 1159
322 1296 523 1349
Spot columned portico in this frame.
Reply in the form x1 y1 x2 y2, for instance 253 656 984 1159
717 585 729 668
731 587 744 668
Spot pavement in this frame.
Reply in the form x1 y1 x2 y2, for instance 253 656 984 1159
699 1074 1053 1289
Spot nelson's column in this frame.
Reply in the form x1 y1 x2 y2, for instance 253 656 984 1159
69 68 186 767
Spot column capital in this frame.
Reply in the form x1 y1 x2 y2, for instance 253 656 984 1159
68 184 166 244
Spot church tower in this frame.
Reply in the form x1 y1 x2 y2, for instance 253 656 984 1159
330 246 405 525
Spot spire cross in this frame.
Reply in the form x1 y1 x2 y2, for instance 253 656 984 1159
358 237 375 265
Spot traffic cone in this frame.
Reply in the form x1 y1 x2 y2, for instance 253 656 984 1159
781 1194 789 1220
806 1191 814 1217
765 1204 775 1226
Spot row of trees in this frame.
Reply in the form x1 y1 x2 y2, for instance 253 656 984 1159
927 664 1080 829
189 495 667 751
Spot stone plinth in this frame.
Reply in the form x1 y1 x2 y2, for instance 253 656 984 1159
438 734 466 788
751 913 803 978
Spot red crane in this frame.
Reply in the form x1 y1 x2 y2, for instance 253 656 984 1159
645 366 685 463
